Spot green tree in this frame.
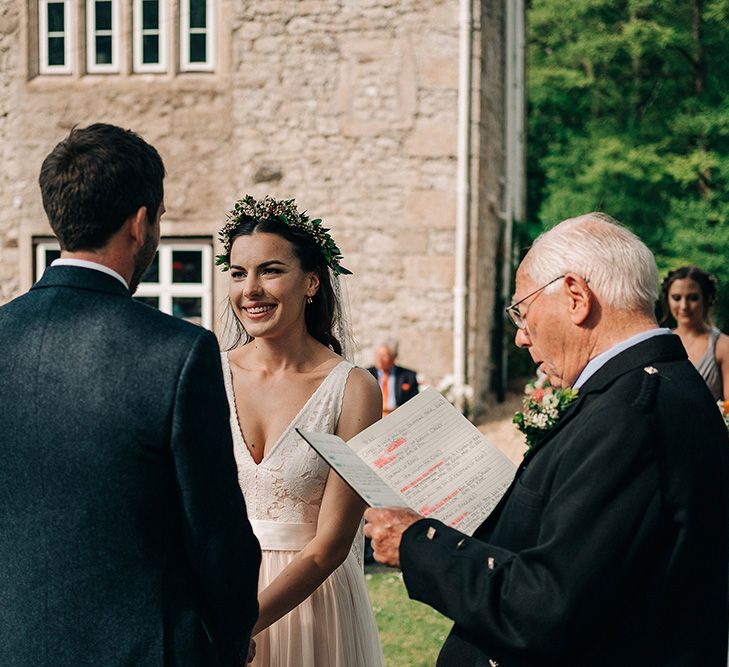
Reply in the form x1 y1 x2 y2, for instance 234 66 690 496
527 0 729 326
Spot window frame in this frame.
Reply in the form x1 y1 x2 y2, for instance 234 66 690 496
133 0 168 73
134 241 214 329
38 0 73 75
85 0 120 73
180 0 215 72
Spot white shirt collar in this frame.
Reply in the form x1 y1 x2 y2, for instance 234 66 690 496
51 258 129 290
573 328 671 389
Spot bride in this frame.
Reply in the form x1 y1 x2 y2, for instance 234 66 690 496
216 195 384 666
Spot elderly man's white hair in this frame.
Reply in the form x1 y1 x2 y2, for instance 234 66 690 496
522 212 658 315
376 338 399 355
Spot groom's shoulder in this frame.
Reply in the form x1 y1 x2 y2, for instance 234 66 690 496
126 297 209 342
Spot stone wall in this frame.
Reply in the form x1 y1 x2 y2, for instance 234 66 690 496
0 0 512 412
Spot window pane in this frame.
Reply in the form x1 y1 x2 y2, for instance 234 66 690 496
48 36 65 65
142 34 159 64
47 3 65 32
173 297 202 325
140 252 159 283
45 248 61 265
172 250 203 283
95 1 112 30
189 0 206 29
189 34 206 63
142 0 159 29
95 35 112 64
134 296 160 309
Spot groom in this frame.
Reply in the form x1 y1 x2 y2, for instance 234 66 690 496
0 124 260 666
365 213 729 666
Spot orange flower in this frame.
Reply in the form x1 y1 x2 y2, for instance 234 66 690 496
722 400 729 415
401 383 411 391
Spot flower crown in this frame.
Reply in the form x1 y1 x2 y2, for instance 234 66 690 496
216 195 352 276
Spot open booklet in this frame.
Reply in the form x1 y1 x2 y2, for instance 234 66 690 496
296 387 517 536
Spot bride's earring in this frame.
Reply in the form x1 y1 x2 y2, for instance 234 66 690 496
306 296 313 304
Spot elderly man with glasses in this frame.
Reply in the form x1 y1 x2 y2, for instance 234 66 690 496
365 212 729 666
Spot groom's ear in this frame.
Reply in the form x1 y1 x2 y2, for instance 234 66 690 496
563 273 592 325
127 206 149 248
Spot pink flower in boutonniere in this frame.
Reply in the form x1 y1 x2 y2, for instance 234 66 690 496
513 374 579 453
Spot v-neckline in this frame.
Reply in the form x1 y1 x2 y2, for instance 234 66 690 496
223 354 348 466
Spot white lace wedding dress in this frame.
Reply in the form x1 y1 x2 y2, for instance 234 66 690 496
221 355 384 667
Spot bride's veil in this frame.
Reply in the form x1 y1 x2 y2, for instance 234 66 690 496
332 270 357 364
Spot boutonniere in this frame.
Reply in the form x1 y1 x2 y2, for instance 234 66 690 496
718 400 729 430
513 375 579 453
401 382 411 391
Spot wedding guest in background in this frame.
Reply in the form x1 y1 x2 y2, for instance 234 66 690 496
367 339 419 417
0 123 260 666
365 213 729 666
660 265 729 400
218 195 384 666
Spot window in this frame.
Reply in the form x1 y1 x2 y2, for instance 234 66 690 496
39 0 72 74
135 242 213 328
133 0 167 73
180 0 215 72
86 0 120 73
34 241 61 276
34 239 213 330
35 0 217 77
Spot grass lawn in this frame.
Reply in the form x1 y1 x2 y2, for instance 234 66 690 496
365 567 452 666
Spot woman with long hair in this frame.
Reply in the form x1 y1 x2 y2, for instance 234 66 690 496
661 265 729 400
217 195 384 666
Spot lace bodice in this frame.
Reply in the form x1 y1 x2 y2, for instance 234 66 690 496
221 354 354 524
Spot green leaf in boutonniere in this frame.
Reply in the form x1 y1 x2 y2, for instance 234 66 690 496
513 375 579 454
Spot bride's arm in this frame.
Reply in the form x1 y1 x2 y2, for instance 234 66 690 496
251 367 381 636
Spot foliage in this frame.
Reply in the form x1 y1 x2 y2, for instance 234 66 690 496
527 0 729 327
366 569 452 666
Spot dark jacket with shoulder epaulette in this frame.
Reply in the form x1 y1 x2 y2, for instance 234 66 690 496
401 334 729 667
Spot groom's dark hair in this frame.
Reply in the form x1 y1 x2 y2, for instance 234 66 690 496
39 123 165 251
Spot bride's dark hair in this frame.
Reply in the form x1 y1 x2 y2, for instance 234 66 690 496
222 217 343 354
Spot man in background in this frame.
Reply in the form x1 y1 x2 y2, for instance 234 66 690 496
367 339 419 417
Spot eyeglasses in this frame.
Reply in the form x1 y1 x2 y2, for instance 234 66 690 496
505 275 565 330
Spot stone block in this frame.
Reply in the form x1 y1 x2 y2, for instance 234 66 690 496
403 255 454 290
404 189 456 229
337 36 416 136
404 121 457 157
419 56 458 89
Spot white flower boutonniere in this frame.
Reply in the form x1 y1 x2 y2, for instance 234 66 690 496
513 374 579 453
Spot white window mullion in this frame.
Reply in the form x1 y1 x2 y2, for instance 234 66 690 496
86 0 120 73
39 0 73 75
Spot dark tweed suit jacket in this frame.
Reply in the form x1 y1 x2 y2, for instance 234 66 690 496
367 365 419 408
0 266 261 666
400 334 729 666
